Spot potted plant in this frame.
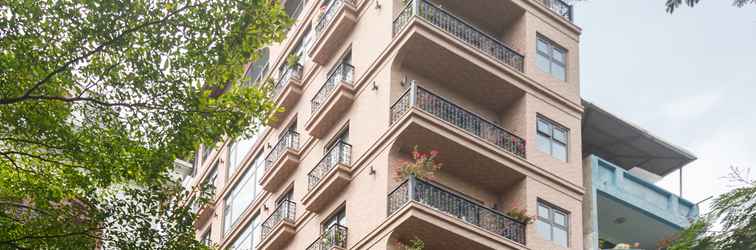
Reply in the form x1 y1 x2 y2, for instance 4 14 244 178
392 146 442 181
505 207 534 224
286 53 300 68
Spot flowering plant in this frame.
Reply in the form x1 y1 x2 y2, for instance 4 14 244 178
506 207 534 224
393 146 442 181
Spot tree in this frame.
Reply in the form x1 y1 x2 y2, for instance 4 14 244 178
666 0 756 12
667 166 756 250
0 0 292 248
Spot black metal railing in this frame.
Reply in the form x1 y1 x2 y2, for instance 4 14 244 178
305 224 348 250
542 0 573 21
392 0 524 72
308 141 352 190
388 176 527 244
261 200 297 241
390 83 526 158
311 63 355 113
264 131 301 173
271 63 303 99
314 0 355 37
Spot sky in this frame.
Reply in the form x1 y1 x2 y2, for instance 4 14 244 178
575 0 756 213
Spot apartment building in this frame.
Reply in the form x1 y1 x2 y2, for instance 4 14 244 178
177 0 697 249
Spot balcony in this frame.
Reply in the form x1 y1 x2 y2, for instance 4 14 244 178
540 0 573 22
305 63 355 138
393 0 524 72
260 131 301 192
302 141 352 213
391 83 526 158
259 200 297 250
388 176 526 246
305 224 348 250
588 155 698 249
269 64 304 128
309 0 357 64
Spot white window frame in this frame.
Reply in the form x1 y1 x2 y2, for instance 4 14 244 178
537 200 570 247
536 116 569 162
536 35 567 81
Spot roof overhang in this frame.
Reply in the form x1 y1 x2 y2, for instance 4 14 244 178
582 100 696 176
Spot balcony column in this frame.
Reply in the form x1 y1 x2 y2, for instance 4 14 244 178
409 80 417 107
408 174 417 201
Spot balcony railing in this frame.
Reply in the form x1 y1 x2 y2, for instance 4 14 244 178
261 200 297 241
390 83 526 158
314 0 355 37
311 63 355 113
305 224 348 250
308 140 352 190
542 0 573 21
393 0 525 72
264 131 301 173
271 63 304 99
388 175 526 244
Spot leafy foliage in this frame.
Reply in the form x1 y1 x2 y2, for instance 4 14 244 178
668 167 756 250
392 146 442 181
666 0 756 12
0 0 292 248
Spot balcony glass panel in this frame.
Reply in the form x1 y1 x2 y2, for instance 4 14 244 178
390 84 526 158
308 141 352 190
392 0 525 72
311 63 355 113
388 176 526 244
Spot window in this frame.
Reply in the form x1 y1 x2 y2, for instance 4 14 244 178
277 189 294 206
536 36 566 81
228 134 260 178
284 0 306 20
224 153 265 234
245 48 270 86
325 127 349 151
323 208 347 231
536 201 569 247
200 227 212 245
536 116 568 162
202 145 214 164
229 213 261 250
204 163 219 193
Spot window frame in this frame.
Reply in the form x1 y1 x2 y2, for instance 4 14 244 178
223 152 264 235
536 200 570 247
322 207 347 232
536 116 569 162
536 35 567 81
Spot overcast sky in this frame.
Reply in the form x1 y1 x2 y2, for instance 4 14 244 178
576 0 756 212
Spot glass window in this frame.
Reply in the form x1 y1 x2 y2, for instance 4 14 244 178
224 153 265 234
228 134 259 178
536 36 567 81
323 208 347 231
229 214 260 250
536 117 569 162
536 201 570 247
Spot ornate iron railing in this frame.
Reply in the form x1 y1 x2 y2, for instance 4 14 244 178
311 63 354 113
314 0 355 37
261 200 296 241
542 0 573 21
308 140 352 190
392 0 524 72
305 224 348 250
264 130 300 173
388 176 526 244
271 63 303 99
390 83 526 158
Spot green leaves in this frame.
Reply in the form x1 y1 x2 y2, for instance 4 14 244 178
0 0 291 248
